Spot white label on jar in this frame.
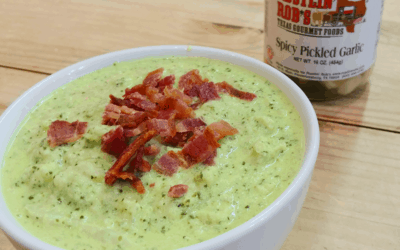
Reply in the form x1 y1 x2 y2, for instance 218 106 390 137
264 0 384 81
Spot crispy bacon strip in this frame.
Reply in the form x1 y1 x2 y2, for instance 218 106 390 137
164 87 193 105
102 104 142 126
208 120 239 141
157 109 177 120
47 120 88 147
168 184 188 198
176 118 206 133
144 145 160 156
124 121 148 137
216 81 257 101
101 126 128 157
184 82 220 103
159 97 195 119
182 127 220 166
157 75 175 91
131 179 146 194
146 119 176 138
145 86 165 103
128 146 152 173
162 132 193 147
179 69 204 90
153 151 187 176
109 95 132 107
123 68 164 98
124 84 148 97
190 102 202 110
143 68 164 87
112 171 145 194
124 92 158 111
105 130 157 185
197 82 220 102
203 149 217 166
117 112 149 128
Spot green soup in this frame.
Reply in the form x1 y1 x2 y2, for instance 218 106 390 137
1 57 305 250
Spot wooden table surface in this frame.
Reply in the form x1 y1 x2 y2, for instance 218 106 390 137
1 0 399 249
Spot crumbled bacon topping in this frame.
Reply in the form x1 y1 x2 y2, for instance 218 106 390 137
104 130 157 187
47 120 88 147
101 126 128 157
99 68 255 194
216 81 257 101
168 184 189 198
128 146 152 173
144 145 160 156
176 118 206 133
153 151 186 176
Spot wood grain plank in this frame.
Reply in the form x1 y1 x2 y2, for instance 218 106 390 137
1 0 400 132
0 67 48 115
1 121 399 250
313 21 400 131
0 232 16 250
281 121 400 250
0 0 264 74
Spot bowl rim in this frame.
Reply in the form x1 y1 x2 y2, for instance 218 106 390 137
0 45 320 250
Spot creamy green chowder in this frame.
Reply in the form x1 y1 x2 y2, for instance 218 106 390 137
1 57 304 250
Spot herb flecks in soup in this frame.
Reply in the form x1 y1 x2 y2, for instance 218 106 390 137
2 57 305 250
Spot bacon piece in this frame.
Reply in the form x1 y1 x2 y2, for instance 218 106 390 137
131 178 146 194
128 146 152 173
125 92 147 101
47 120 88 148
109 95 132 107
168 184 189 198
145 86 165 103
179 69 204 90
157 109 177 120
157 75 175 91
149 183 155 188
185 84 200 97
139 160 152 172
208 120 239 141
124 121 148 137
176 118 206 133
102 104 141 126
153 151 187 176
124 84 148 97
197 82 220 102
105 130 157 185
162 132 193 147
182 127 220 166
190 102 202 110
104 104 137 114
125 92 158 111
184 82 220 103
203 149 217 166
164 87 193 105
159 97 195 119
101 126 128 157
111 171 145 194
146 119 176 138
117 112 149 128
144 145 160 156
143 68 164 87
216 81 257 101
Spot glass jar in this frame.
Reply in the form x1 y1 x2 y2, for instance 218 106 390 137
264 0 384 101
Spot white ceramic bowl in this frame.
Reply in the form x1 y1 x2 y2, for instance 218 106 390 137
0 45 320 250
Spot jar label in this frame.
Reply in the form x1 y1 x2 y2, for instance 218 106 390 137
264 0 384 81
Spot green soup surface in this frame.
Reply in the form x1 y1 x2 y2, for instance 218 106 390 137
1 57 305 250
